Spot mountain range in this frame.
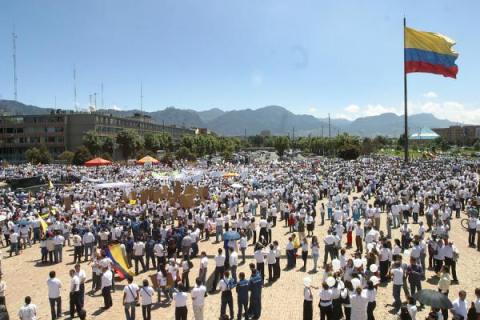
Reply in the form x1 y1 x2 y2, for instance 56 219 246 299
0 99 457 137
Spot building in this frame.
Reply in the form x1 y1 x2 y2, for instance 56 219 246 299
0 111 195 162
409 128 439 145
432 125 480 145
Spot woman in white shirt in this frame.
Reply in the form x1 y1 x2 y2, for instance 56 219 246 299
139 279 155 320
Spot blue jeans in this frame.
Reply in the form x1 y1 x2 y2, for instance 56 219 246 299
393 284 402 308
10 242 19 256
124 301 136 320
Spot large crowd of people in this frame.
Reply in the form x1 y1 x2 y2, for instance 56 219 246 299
3 156 480 320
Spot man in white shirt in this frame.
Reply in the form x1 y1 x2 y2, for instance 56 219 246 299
18 296 37 320
198 251 208 286
74 264 87 307
82 230 95 261
229 250 239 283
210 248 225 293
123 276 139 320
101 267 113 309
69 269 82 318
451 290 468 320
390 261 404 309
133 240 146 275
53 232 65 263
191 278 206 320
173 285 188 320
47 271 62 320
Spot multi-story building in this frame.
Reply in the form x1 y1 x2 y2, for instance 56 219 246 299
432 125 480 145
0 111 195 162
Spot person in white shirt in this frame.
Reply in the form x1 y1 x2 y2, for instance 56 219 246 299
173 285 189 320
82 230 95 261
9 229 19 256
451 290 468 320
74 264 87 307
69 269 82 318
133 240 146 275
53 232 65 263
390 261 404 310
191 278 207 320
211 248 225 293
123 276 139 320
139 279 155 320
18 296 37 320
198 251 208 286
229 250 239 282
47 271 62 320
101 267 113 309
319 282 333 319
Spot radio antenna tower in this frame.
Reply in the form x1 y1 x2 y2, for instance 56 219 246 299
73 66 77 111
12 28 18 101
140 82 144 114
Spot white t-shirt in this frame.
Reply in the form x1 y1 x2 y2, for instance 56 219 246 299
173 292 188 307
47 278 62 299
139 286 155 305
191 285 206 306
18 304 37 320
123 283 139 303
392 267 404 285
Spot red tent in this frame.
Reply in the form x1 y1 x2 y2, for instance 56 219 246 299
84 157 112 167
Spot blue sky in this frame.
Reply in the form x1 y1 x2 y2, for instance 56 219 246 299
1 0 479 122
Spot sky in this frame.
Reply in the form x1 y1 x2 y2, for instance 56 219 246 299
1 0 480 122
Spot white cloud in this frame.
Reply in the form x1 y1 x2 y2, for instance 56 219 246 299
423 91 438 99
345 104 360 113
111 104 121 111
364 104 400 117
308 107 317 114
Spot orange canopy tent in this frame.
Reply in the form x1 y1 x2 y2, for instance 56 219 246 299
84 157 112 167
136 155 159 165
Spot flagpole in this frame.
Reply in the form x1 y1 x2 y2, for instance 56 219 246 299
403 17 409 162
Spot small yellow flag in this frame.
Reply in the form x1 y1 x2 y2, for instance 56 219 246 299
129 199 137 205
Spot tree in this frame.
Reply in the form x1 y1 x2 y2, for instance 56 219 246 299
175 146 196 161
72 146 92 165
83 131 103 156
273 136 290 156
57 150 74 164
337 144 361 160
474 140 480 151
116 129 144 160
102 136 115 155
25 145 52 164
145 133 173 153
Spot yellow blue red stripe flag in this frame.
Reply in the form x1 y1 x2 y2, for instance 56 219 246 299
405 26 458 78
105 244 134 279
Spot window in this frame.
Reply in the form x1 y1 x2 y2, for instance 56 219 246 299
47 137 55 143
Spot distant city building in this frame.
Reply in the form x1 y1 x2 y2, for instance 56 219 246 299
0 111 195 162
432 125 480 145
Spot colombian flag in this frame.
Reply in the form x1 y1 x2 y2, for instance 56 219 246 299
405 26 458 78
105 244 134 280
